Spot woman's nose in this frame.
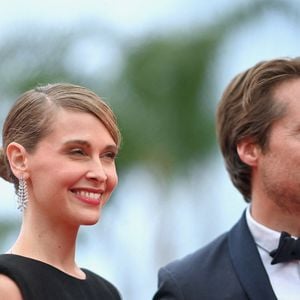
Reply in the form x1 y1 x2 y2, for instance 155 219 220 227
86 159 108 182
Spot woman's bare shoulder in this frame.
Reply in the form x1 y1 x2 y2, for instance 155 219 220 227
0 274 22 300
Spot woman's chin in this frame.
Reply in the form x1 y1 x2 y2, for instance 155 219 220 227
82 216 100 226
77 211 101 226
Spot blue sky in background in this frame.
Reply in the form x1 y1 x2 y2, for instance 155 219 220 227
0 0 252 48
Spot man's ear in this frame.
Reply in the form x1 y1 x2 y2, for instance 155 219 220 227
237 138 260 167
6 142 29 179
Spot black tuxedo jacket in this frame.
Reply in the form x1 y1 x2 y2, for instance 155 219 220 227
153 212 277 300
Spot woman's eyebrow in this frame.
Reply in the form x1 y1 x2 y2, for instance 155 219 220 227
63 139 91 148
63 140 118 152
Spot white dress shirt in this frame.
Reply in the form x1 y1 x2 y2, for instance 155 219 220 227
246 207 300 300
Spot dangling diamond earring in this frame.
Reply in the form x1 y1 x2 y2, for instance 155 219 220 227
17 176 28 212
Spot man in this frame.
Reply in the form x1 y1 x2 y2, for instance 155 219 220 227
153 57 300 299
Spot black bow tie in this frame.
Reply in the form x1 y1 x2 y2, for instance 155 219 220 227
270 232 300 265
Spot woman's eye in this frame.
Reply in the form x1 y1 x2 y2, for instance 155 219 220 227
70 148 86 156
101 152 117 160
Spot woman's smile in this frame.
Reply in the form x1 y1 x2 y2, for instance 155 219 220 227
26 109 118 225
71 189 103 206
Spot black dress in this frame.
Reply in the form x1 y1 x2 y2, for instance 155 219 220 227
0 254 121 299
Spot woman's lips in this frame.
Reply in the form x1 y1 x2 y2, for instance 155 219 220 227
71 190 102 206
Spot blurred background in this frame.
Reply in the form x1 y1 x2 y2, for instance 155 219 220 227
0 0 300 299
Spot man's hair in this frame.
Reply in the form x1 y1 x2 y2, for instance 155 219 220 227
216 57 300 201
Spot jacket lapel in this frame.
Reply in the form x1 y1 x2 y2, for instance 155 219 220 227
228 211 277 300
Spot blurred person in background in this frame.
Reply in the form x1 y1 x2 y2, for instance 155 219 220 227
0 83 122 299
153 57 300 299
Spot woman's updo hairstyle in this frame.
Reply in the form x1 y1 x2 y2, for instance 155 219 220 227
1 83 121 192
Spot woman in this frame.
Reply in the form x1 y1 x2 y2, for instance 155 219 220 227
0 83 122 299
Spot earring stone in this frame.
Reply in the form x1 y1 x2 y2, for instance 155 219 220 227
17 177 28 212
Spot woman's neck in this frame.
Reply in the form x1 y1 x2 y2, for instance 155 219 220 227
10 213 84 278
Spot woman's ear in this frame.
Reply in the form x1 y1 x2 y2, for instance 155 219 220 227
237 138 260 167
6 142 29 179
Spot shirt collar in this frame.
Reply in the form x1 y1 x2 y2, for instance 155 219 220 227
246 206 281 253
